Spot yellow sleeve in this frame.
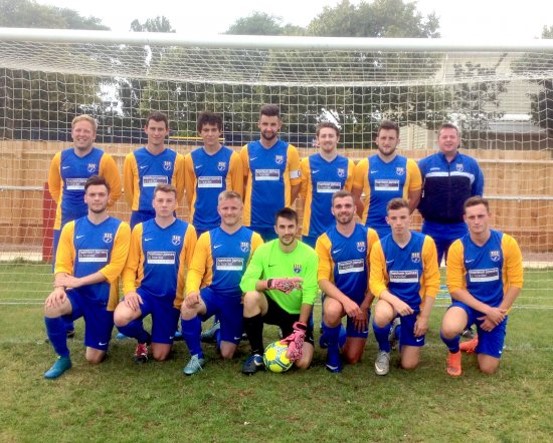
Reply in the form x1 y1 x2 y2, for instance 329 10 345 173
47 152 62 203
353 158 368 192
446 239 466 294
287 144 301 186
185 231 211 295
369 240 389 297
122 224 144 294
228 151 244 199
315 234 334 282
123 152 137 209
240 145 249 178
183 153 196 212
99 154 123 207
54 221 76 275
99 222 130 284
421 235 440 298
250 232 264 257
502 234 524 289
174 153 186 205
407 159 422 192
300 157 310 201
175 224 198 308
344 158 355 192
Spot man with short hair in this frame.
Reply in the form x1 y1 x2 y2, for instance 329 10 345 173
240 104 301 241
352 120 421 238
184 111 243 236
42 175 130 379
369 198 440 376
123 111 184 229
300 122 355 247
418 123 485 265
240 208 319 374
114 184 196 363
440 196 523 377
180 191 263 375
48 114 122 336
316 191 378 373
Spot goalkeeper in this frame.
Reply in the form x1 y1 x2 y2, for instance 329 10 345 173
239 208 319 375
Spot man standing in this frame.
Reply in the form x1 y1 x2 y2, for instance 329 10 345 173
42 176 130 379
300 122 355 247
114 184 196 362
240 208 319 374
184 112 243 236
180 191 263 375
352 120 421 238
48 114 122 336
369 198 440 376
123 111 184 229
316 191 378 372
240 104 301 241
417 123 484 265
440 197 523 377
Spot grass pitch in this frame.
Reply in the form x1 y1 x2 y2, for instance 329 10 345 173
1 264 552 442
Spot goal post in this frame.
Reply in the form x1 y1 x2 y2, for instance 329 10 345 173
1 28 552 299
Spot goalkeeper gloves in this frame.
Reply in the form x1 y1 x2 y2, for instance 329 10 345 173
281 321 307 362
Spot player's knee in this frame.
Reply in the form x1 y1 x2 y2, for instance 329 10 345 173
401 359 419 370
152 349 170 362
440 322 461 339
479 360 500 375
220 348 235 360
86 352 105 365
373 311 393 327
242 291 261 313
343 352 362 365
322 309 341 326
113 309 130 327
180 306 196 321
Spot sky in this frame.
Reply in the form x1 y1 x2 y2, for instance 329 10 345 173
33 0 553 40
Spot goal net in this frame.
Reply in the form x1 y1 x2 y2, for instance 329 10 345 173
0 29 552 304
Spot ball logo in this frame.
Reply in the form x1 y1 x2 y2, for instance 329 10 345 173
337 168 345 178
293 264 302 274
411 252 421 263
217 161 227 172
163 161 172 171
87 163 97 173
103 233 113 244
240 241 250 253
275 155 284 165
455 163 464 172
172 235 182 246
396 167 405 176
356 241 366 252
490 250 501 262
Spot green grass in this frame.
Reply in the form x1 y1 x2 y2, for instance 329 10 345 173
1 265 552 442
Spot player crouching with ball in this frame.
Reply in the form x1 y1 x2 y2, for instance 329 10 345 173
239 208 319 375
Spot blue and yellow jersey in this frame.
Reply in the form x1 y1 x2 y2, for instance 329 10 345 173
185 226 263 297
316 224 378 304
353 155 421 233
184 146 243 232
300 153 354 241
55 216 130 311
122 218 197 309
48 147 122 230
240 140 301 229
446 229 523 308
123 147 185 212
369 231 440 310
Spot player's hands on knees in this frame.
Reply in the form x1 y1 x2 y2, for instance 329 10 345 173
479 306 506 331
45 287 67 309
414 314 429 337
343 298 362 319
123 291 143 311
267 277 303 294
57 275 81 289
392 298 414 317
353 310 369 333
184 291 200 309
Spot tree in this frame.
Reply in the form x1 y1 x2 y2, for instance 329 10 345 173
225 12 304 36
130 16 175 33
0 0 109 138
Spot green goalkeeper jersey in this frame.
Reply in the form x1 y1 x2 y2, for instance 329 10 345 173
240 239 319 314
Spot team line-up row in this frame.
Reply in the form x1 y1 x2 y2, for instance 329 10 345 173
42 105 521 379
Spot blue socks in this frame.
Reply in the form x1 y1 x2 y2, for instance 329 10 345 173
373 321 392 353
181 316 203 358
45 317 70 358
117 319 151 344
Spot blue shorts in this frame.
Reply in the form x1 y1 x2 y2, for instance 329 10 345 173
449 301 507 358
345 309 371 339
130 210 155 229
199 287 244 344
66 290 114 351
399 312 425 347
137 292 180 345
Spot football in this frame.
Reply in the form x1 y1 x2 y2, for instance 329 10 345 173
263 340 293 373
